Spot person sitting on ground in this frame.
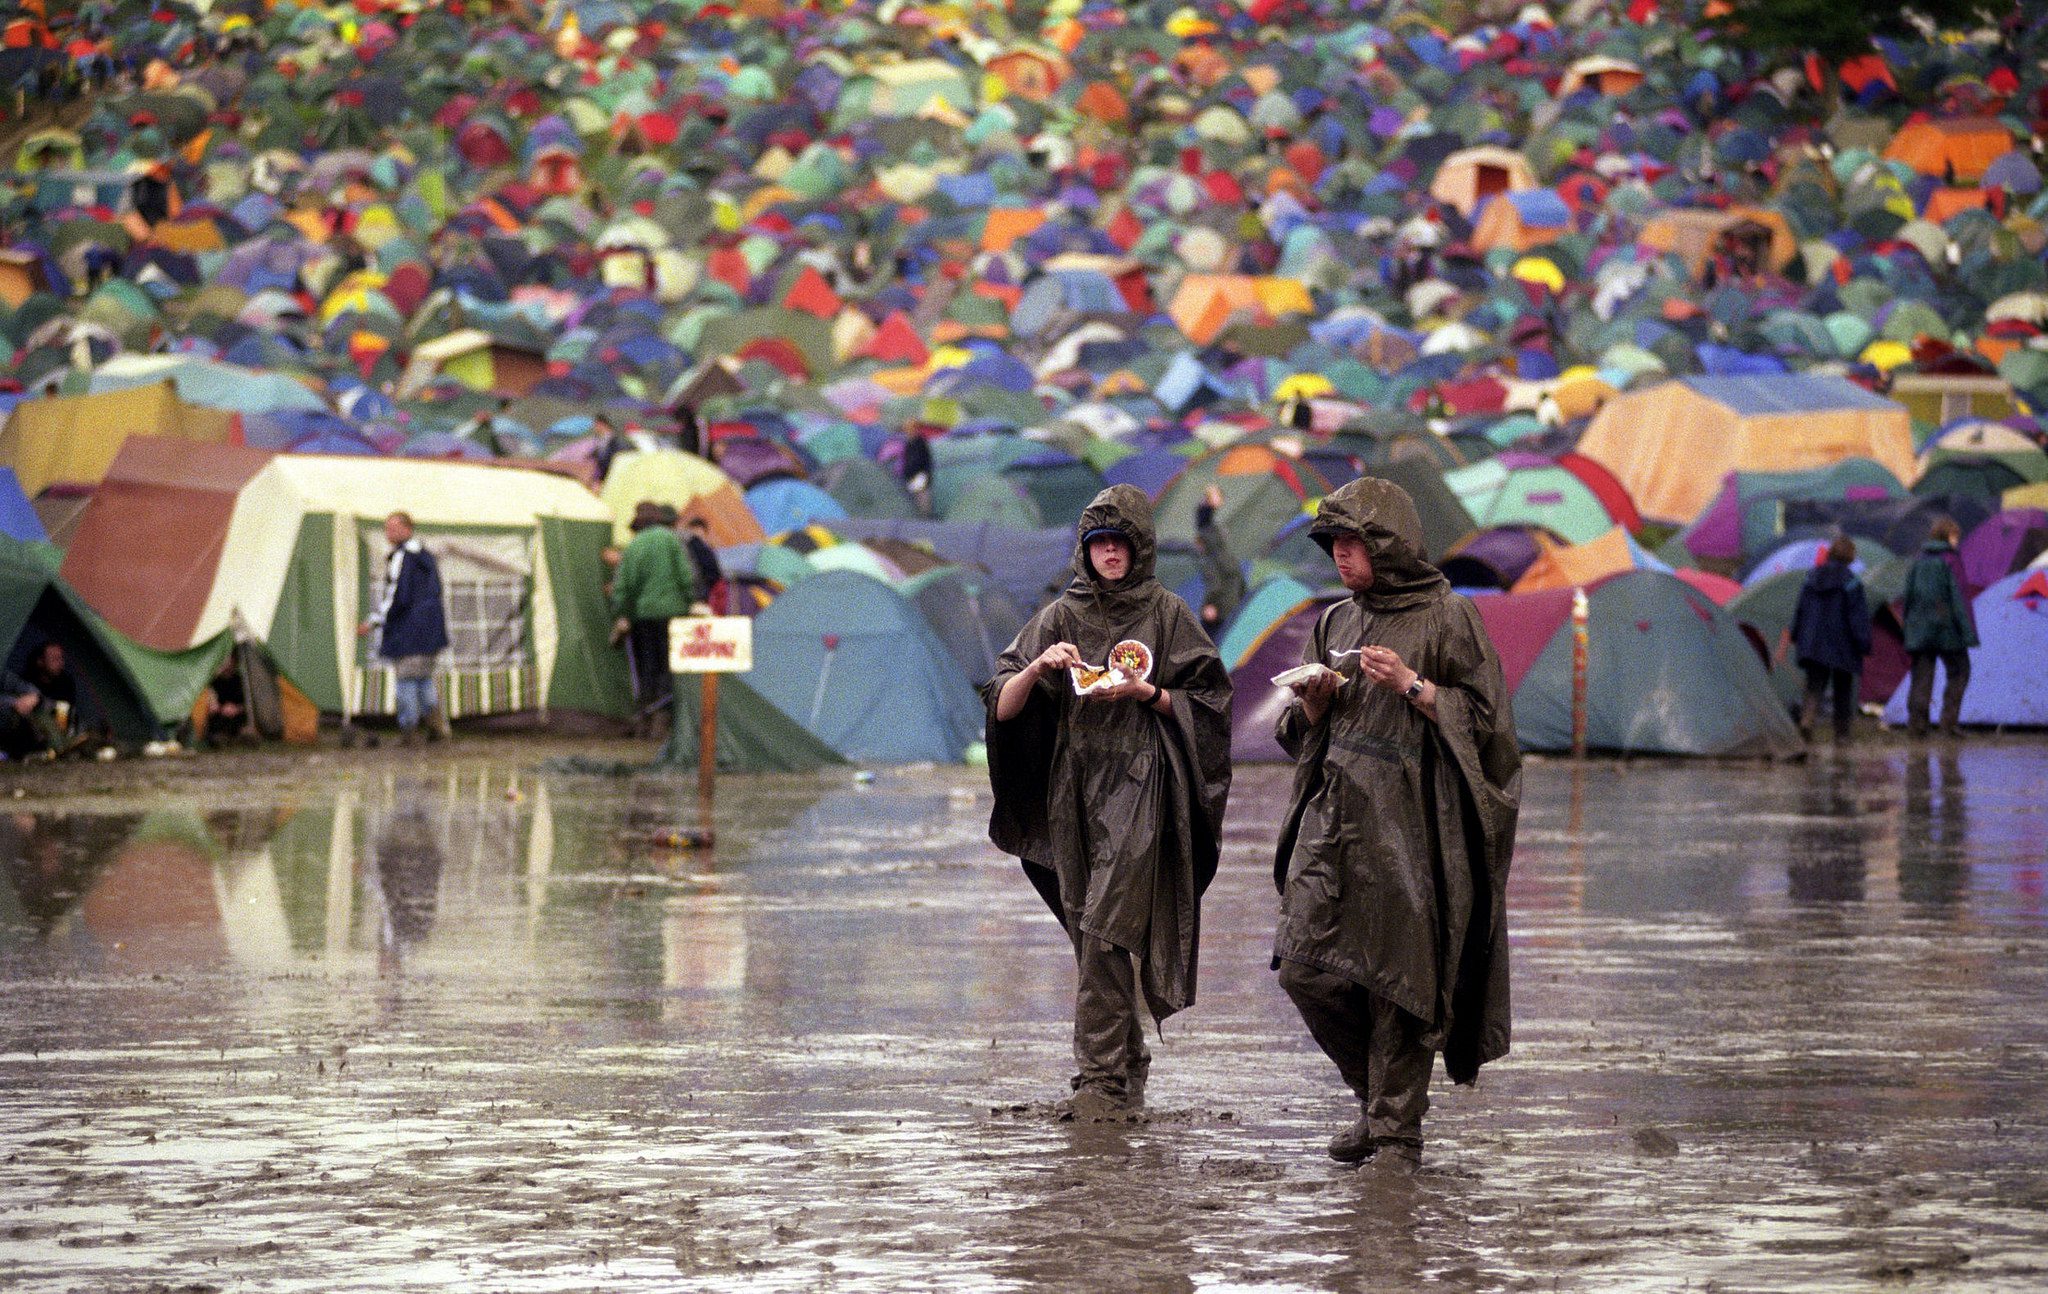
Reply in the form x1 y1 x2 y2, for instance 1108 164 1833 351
1 643 82 760
1787 536 1873 744
199 649 254 747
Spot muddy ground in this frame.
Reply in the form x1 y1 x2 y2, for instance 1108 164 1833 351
2 735 2046 1291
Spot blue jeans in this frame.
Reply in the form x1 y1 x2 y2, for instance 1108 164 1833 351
391 656 439 731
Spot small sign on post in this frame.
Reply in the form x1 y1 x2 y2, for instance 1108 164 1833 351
669 616 753 842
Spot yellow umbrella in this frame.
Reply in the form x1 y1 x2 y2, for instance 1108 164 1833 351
1273 373 1335 403
1510 256 1566 292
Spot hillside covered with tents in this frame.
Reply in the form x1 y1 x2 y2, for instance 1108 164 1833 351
2 0 2046 758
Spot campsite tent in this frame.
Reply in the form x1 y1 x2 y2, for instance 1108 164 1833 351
655 675 847 773
1680 459 1908 570
1 381 240 497
1228 592 1340 763
1478 571 1804 757
1444 453 1639 545
1637 207 1798 280
900 565 1029 688
599 448 765 547
61 440 629 721
1882 569 2048 729
1576 375 1917 523
831 517 1073 610
0 535 159 745
1429 146 1537 218
747 570 983 763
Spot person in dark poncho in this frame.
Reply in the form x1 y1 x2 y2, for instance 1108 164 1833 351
1788 535 1872 743
1271 477 1521 1174
982 485 1233 1121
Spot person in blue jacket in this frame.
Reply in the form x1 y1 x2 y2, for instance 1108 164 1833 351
358 511 451 743
1788 535 1872 743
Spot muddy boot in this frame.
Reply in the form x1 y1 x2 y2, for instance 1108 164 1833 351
397 727 419 749
1363 1141 1421 1177
1328 1115 1375 1164
1056 1086 1127 1123
1797 694 1818 743
427 706 452 742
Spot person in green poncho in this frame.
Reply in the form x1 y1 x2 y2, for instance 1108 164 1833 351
611 501 697 736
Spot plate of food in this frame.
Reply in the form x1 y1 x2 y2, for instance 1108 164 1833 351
1070 639 1154 695
1270 662 1337 688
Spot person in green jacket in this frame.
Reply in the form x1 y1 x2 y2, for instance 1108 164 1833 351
1900 517 1979 738
612 501 698 735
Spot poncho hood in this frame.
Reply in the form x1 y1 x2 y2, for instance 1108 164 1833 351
1068 483 1159 606
1307 477 1449 612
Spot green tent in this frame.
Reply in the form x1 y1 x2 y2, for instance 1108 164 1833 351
0 535 160 744
654 675 847 773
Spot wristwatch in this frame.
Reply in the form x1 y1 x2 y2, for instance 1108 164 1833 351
1403 676 1427 700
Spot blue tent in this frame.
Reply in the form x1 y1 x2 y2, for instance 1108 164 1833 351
745 478 849 534
1216 575 1315 671
749 570 983 762
831 517 1073 610
0 470 49 544
1883 569 2048 729
1510 571 1804 757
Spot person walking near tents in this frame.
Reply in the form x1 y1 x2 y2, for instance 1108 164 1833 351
682 516 725 612
1788 536 1872 744
358 511 451 744
611 502 696 737
1901 517 1979 738
983 485 1232 1120
1194 486 1246 633
1270 477 1521 1174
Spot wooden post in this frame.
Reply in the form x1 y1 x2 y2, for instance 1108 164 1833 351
696 671 718 845
1570 586 1590 761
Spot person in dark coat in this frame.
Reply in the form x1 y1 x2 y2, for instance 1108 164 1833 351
899 429 934 517
983 485 1233 1120
1789 536 1873 743
591 414 631 483
357 512 451 742
683 516 725 611
1194 487 1247 632
1271 477 1521 1174
1901 518 1979 737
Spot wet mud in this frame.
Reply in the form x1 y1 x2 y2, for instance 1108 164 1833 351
3 738 2047 1290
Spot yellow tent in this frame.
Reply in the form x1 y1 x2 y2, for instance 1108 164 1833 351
1167 275 1313 345
0 381 239 496
1575 375 1916 523
599 449 764 547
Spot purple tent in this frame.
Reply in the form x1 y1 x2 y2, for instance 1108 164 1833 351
1229 598 1329 763
1440 525 1550 590
1960 508 2048 594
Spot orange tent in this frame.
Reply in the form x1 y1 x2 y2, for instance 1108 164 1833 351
1167 275 1313 346
1429 146 1537 218
782 265 841 319
1512 527 1639 593
1638 206 1798 280
981 207 1046 253
1073 81 1129 125
1883 116 2014 182
1922 187 1990 224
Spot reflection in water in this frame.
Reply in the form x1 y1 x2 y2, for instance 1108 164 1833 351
1900 748 1968 910
368 778 446 973
3 755 2048 1292
1788 759 1867 904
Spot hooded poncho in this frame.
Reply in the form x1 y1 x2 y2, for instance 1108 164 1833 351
982 485 1233 1021
1270 477 1521 1084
